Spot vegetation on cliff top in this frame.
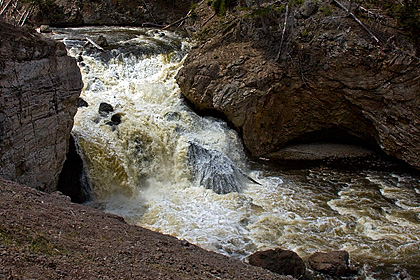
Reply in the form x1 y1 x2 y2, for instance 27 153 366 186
198 0 419 55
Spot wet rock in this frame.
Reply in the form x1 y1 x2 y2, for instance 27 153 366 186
110 113 122 125
96 35 109 48
77 98 89 108
165 112 181 121
308 250 357 276
248 248 306 278
187 142 255 194
99 102 114 116
39 25 51 33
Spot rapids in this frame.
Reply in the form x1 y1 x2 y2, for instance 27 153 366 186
48 27 420 279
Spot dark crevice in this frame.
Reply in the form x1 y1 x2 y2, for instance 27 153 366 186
286 127 381 151
57 134 92 203
181 95 240 134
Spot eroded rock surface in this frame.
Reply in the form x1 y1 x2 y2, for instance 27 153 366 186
0 21 83 192
176 1 420 168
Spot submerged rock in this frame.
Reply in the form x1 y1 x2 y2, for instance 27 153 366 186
96 35 109 48
248 248 306 278
77 97 89 108
110 113 122 125
187 142 256 194
99 102 114 116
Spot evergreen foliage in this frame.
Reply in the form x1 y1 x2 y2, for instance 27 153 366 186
212 0 227 16
392 1 420 45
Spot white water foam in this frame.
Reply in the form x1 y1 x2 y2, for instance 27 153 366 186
49 27 420 278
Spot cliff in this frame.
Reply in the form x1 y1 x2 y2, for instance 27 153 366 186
176 0 420 168
16 0 190 27
0 21 83 192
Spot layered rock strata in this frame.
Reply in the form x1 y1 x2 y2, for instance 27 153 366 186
0 21 83 192
176 1 420 168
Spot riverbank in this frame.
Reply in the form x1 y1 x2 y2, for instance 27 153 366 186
0 177 291 279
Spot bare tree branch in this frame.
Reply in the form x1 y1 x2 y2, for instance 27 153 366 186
333 0 380 44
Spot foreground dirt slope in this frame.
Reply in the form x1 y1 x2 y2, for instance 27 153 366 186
0 178 292 280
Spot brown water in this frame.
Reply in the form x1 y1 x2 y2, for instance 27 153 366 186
248 161 420 279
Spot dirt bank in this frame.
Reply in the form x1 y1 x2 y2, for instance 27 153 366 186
0 177 292 279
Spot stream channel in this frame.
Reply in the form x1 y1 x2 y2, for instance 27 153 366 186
47 27 420 279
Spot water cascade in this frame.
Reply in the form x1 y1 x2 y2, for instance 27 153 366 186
49 27 420 279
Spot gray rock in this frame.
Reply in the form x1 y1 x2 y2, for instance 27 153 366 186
39 25 51 33
0 22 83 192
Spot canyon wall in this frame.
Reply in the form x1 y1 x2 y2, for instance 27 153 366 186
176 1 420 168
29 0 190 27
0 21 83 192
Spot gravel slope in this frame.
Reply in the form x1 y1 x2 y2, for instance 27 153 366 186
0 177 293 280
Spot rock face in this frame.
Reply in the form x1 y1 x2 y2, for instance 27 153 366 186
248 248 306 278
176 1 420 169
0 21 83 192
29 0 190 27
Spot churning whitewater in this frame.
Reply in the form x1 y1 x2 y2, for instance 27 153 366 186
50 27 420 279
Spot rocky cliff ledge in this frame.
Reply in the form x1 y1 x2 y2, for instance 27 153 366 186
176 0 420 168
0 21 83 192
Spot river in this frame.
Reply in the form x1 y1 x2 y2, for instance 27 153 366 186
47 27 420 279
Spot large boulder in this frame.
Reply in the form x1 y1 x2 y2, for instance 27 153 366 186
176 1 420 169
248 248 306 278
0 21 83 192
307 250 357 276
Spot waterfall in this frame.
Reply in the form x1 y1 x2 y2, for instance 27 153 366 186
46 26 420 279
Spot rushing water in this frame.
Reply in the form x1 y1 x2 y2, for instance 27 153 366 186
49 27 420 279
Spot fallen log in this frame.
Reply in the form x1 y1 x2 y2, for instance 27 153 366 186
142 22 164 28
333 0 380 44
161 10 191 30
86 37 105 52
0 0 12 16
